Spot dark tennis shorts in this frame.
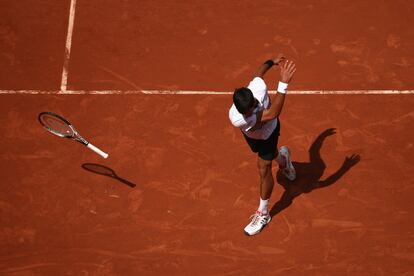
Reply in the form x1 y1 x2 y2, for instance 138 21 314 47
242 120 281 161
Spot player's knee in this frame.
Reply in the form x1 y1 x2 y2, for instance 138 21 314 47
257 159 272 176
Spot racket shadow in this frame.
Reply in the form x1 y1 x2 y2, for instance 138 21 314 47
81 163 137 188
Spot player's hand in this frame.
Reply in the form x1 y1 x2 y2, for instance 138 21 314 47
280 60 296 83
322 128 337 137
343 154 361 168
272 54 286 65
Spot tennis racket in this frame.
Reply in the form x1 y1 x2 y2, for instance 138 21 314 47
38 111 109 158
81 163 136 188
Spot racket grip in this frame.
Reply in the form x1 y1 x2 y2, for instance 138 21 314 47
87 143 109 159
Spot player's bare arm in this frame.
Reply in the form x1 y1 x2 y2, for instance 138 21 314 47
254 54 286 78
259 60 296 122
248 60 296 131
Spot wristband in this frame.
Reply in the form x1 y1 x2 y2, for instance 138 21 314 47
264 60 274 67
277 82 288 94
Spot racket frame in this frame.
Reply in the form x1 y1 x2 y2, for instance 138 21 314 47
38 112 88 144
38 111 108 158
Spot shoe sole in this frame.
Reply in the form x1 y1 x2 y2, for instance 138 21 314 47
244 216 272 236
280 146 296 181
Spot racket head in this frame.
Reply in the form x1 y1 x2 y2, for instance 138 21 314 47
81 163 116 177
38 112 75 138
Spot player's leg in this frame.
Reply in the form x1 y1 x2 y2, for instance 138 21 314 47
257 156 274 213
243 155 273 236
242 132 273 212
243 128 279 236
256 126 280 214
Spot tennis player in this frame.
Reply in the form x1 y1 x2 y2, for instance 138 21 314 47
229 56 296 236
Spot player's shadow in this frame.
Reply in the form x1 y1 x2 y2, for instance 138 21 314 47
81 163 137 188
269 128 360 218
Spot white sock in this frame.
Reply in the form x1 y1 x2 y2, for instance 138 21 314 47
258 198 269 214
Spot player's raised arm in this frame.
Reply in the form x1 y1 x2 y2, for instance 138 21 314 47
254 54 286 78
259 60 296 122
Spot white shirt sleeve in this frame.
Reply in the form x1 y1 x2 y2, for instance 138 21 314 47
248 77 267 95
229 105 257 131
248 77 269 110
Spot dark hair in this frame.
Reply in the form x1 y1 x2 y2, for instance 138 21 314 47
233 87 254 114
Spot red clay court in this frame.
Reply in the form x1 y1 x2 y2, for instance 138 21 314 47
1 1 413 275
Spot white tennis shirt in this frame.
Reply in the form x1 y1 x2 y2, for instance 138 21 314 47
229 77 286 140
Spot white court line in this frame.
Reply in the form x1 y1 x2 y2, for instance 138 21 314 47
50 0 413 96
60 0 77 93
0 90 413 95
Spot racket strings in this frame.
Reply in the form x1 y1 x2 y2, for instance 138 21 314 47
41 115 74 136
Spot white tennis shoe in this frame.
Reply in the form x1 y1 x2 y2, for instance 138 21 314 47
244 211 271 236
279 146 296 181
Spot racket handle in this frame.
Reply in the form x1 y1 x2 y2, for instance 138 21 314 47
87 143 109 159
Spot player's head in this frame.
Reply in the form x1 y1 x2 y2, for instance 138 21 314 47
233 87 257 116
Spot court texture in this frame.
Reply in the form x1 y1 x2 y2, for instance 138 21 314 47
0 0 413 275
